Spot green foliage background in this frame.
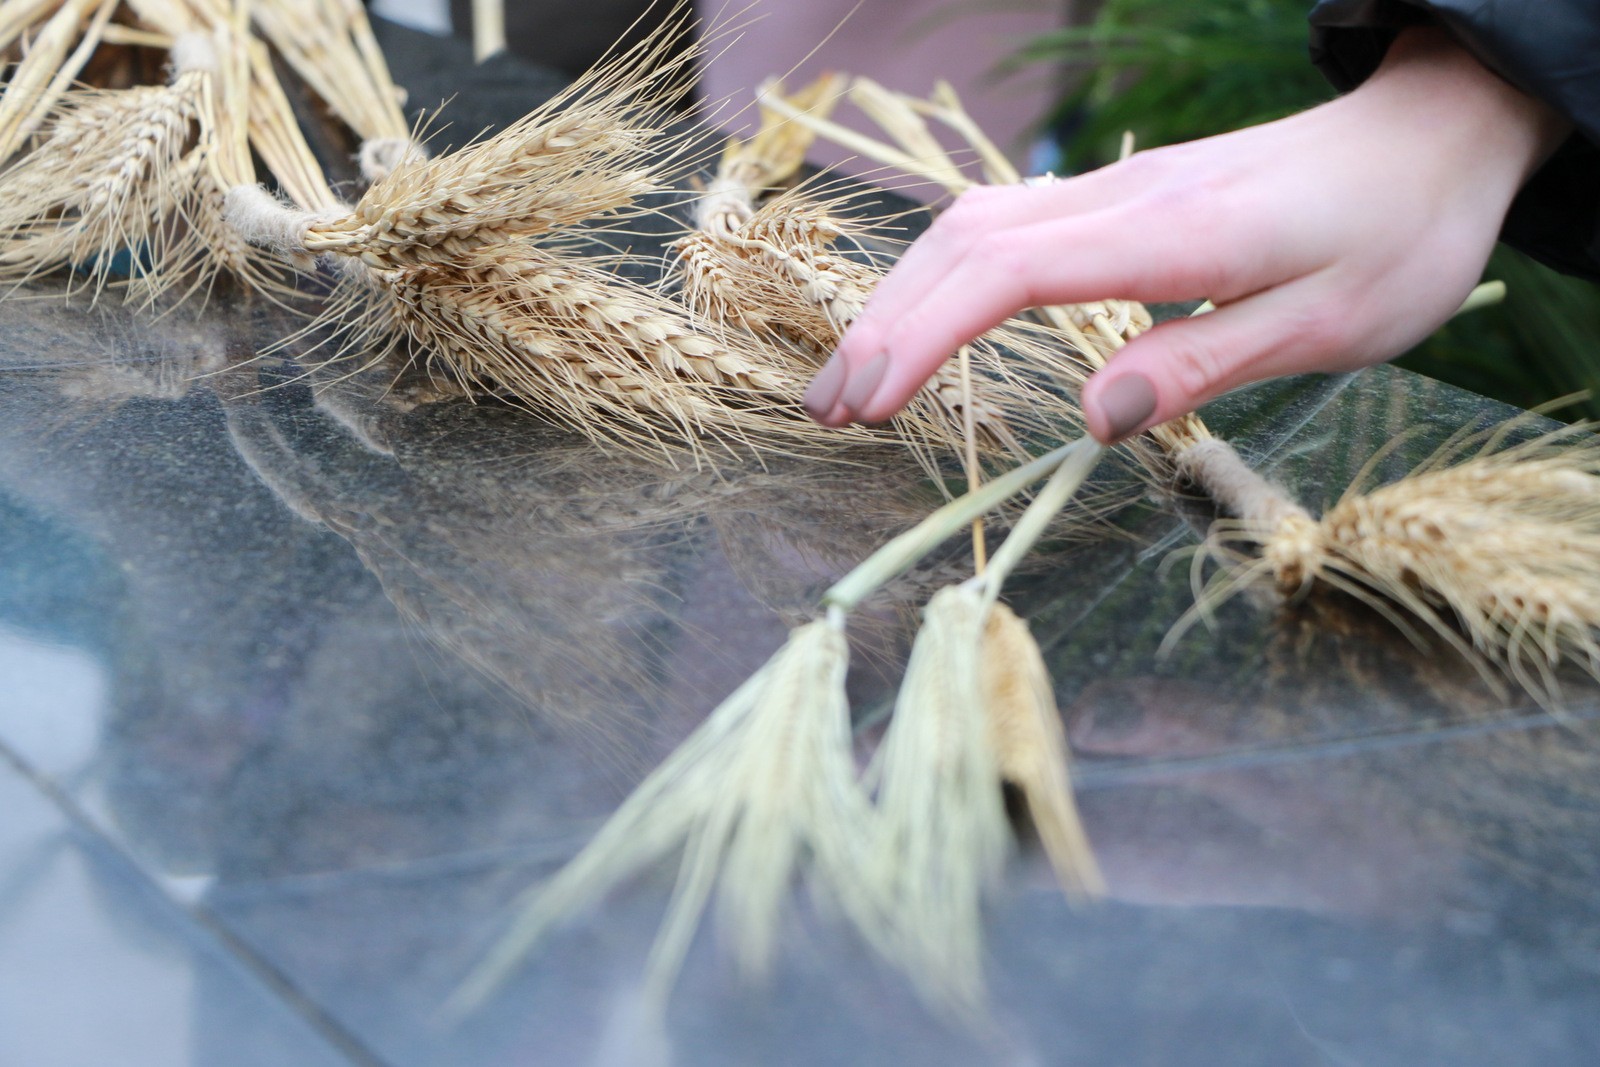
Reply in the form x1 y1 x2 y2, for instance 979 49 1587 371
1008 0 1600 416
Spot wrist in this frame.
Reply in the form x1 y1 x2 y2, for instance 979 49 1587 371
1362 26 1570 191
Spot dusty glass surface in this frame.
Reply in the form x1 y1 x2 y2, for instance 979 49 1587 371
2 19 1599 1067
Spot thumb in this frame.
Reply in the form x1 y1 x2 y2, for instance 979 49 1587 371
1080 283 1353 444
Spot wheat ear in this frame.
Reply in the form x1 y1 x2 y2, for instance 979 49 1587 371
237 16 697 270
1182 422 1600 705
448 438 1100 1017
0 70 208 299
327 243 901 464
445 611 869 1019
862 436 1104 1014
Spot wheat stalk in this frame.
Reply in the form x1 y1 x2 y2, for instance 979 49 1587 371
248 0 425 181
470 0 504 63
0 0 67 58
0 0 117 164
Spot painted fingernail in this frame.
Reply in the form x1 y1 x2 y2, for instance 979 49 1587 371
803 352 849 420
1097 372 1157 442
839 352 889 419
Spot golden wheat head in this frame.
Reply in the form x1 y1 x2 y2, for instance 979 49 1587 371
1188 425 1600 705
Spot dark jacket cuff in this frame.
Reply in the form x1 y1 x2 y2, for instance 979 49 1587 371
1308 0 1600 281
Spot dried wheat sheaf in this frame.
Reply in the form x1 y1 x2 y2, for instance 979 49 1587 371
1180 423 1600 703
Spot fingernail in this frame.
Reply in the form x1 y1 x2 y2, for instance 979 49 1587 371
1097 373 1157 442
839 352 889 419
803 353 849 420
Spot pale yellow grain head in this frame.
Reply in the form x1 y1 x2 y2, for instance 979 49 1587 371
869 583 1011 1017
980 602 1103 898
446 614 872 1017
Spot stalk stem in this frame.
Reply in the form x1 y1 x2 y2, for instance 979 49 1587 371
823 437 1097 612
978 438 1105 602
957 344 988 574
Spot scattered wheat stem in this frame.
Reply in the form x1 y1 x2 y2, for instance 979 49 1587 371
0 0 65 57
343 0 410 136
758 83 925 179
242 34 343 210
846 76 968 191
471 0 505 62
97 24 173 48
958 344 988 573
824 438 1092 612
918 80 1015 186
251 0 417 173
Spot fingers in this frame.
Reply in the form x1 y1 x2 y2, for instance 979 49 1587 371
1080 277 1362 443
820 199 1261 425
846 160 1163 326
805 159 1187 425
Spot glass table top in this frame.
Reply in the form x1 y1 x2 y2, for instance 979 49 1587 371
1 18 1597 1067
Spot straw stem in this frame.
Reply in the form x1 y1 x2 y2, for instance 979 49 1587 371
979 437 1105 599
822 437 1093 612
472 0 505 62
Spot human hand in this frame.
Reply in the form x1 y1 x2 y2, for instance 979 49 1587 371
803 28 1570 443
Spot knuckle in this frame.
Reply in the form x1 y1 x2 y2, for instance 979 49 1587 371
932 187 1004 244
1273 295 1350 367
883 306 962 366
1284 302 1348 361
968 231 1027 284
1114 143 1194 195
1165 332 1227 401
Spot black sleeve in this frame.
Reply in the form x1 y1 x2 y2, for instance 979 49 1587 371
1308 0 1600 282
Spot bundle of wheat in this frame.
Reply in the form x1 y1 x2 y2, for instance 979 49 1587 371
0 0 305 304
1176 421 1600 705
451 436 1108 1020
1 7 1093 467
212 28 842 460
